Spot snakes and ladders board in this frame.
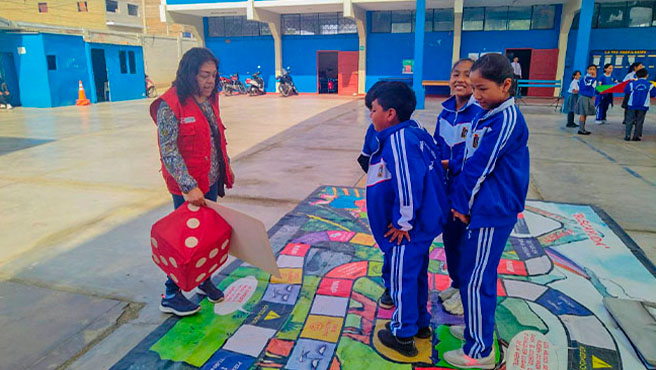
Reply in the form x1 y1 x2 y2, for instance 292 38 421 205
112 186 656 370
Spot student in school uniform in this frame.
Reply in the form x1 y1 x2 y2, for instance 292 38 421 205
565 70 581 128
595 64 617 124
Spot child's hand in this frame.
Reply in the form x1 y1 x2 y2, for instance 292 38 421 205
385 223 411 245
451 209 470 224
441 160 449 170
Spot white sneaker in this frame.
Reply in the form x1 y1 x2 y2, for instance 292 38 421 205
0 104 5 109
594 120 603 125
443 347 496 369
6 104 12 110
443 291 464 315
438 286 458 302
450 325 465 340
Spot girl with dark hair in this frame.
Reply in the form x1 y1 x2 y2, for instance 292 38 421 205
443 53 529 370
565 70 581 127
622 62 644 125
575 64 598 135
595 63 617 124
149 47 235 316
433 58 482 317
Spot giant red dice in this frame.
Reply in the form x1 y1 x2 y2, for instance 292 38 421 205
150 202 232 291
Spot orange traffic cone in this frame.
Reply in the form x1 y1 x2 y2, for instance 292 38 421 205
76 80 91 106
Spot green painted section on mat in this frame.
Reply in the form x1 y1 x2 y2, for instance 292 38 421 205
353 277 384 302
428 259 442 273
368 261 383 277
277 275 321 340
355 246 383 263
150 266 269 367
502 250 520 260
345 313 362 328
496 297 548 342
434 325 500 369
336 336 410 370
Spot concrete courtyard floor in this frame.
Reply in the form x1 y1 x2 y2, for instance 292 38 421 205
0 94 654 369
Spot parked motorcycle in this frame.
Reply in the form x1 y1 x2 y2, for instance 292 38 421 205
219 75 232 94
276 68 298 97
145 74 157 98
246 68 265 96
230 73 247 95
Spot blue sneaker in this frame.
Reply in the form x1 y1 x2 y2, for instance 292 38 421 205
159 292 200 317
197 279 225 303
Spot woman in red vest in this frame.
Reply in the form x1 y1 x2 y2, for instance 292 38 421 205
150 47 234 316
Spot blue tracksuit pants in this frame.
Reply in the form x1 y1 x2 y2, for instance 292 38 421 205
595 94 612 121
389 242 431 338
459 224 514 358
382 251 391 291
442 217 467 289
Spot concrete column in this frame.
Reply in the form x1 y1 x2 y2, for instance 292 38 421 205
248 2 282 88
414 0 426 109
344 0 366 94
554 0 581 97
452 0 463 65
573 0 594 74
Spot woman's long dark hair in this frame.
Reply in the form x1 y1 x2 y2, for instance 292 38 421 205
173 47 220 102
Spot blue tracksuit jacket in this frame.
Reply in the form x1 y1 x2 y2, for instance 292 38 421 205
434 95 484 181
625 78 656 111
366 120 449 252
579 74 597 97
450 97 530 229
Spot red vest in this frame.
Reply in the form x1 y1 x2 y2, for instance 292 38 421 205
150 87 233 195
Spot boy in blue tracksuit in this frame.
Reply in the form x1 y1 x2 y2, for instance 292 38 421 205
443 54 529 370
624 68 656 141
365 82 449 357
434 58 483 316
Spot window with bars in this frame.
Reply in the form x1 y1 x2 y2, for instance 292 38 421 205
282 13 357 35
371 9 454 33
572 1 656 29
38 2 48 13
207 16 273 37
462 5 555 31
78 1 88 12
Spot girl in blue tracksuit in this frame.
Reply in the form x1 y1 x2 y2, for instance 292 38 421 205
433 58 483 314
365 82 449 357
443 54 530 370
595 63 617 123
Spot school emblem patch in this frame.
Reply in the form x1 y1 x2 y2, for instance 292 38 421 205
472 134 480 148
461 126 469 138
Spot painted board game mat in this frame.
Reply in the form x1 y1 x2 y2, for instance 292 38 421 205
111 186 656 370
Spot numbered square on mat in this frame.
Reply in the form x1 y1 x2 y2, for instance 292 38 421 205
285 339 336 370
300 315 344 343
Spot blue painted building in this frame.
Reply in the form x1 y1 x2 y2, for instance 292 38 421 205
0 25 145 107
160 0 656 100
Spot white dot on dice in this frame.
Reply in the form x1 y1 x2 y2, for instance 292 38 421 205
169 257 178 268
221 239 229 250
210 264 218 272
187 204 200 212
151 237 158 248
160 255 168 266
196 257 207 268
170 273 179 283
220 254 228 264
186 218 200 229
185 236 198 248
209 248 219 258
195 272 206 283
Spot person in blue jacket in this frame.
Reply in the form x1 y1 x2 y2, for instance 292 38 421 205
624 68 656 141
575 64 598 135
443 54 530 370
433 58 483 316
595 63 617 124
365 81 449 357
